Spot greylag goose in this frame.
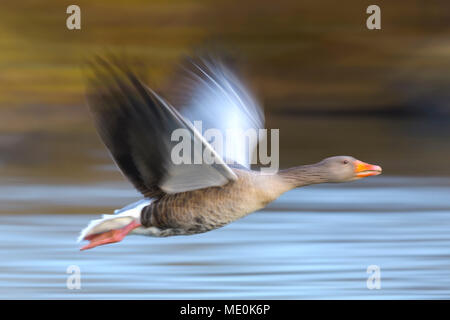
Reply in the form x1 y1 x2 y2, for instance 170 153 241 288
79 56 382 250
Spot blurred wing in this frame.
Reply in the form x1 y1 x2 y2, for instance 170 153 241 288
173 56 264 168
86 57 237 197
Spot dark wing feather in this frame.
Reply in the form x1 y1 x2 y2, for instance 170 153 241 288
86 58 173 198
86 57 237 198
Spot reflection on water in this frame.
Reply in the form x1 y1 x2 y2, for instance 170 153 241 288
1 177 450 299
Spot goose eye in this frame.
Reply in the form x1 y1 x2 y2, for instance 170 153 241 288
343 160 349 165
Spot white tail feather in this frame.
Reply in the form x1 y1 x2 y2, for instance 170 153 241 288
78 199 151 242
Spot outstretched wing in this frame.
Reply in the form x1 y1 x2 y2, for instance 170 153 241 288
170 55 265 168
86 57 237 198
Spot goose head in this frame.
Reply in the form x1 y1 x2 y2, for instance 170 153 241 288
318 156 382 183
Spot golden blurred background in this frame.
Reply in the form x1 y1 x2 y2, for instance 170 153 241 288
0 0 449 190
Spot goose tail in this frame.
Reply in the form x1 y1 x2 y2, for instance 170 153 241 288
77 199 151 248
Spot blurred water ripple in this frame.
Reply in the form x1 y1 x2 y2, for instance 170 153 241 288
0 177 450 299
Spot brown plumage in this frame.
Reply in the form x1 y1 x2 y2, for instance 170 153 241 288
79 55 382 250
139 168 284 236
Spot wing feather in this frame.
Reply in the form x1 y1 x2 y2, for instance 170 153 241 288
86 57 237 197
170 55 265 168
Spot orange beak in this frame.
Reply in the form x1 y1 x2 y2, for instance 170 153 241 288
354 160 382 178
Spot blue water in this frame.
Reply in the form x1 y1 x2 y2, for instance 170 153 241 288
0 176 450 299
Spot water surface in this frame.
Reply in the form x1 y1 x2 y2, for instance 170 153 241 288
1 176 450 299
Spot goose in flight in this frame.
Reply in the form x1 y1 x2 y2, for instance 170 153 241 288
79 55 382 250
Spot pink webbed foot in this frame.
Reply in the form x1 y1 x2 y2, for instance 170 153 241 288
80 220 141 251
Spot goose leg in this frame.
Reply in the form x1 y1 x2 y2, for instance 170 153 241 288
80 220 141 251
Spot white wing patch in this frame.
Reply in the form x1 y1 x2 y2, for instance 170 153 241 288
179 58 264 168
